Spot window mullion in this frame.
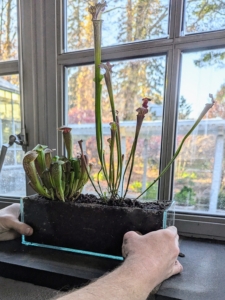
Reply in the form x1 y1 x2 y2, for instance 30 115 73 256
0 61 19 75
56 0 65 157
57 0 64 55
168 0 178 39
175 36 225 51
56 63 64 157
19 0 58 195
158 48 181 201
20 0 58 149
58 43 173 67
174 0 184 38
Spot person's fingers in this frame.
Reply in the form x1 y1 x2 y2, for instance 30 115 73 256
166 226 178 235
5 218 33 236
171 260 183 276
6 203 20 218
166 226 179 247
123 231 140 245
122 231 139 258
175 234 179 248
0 230 19 241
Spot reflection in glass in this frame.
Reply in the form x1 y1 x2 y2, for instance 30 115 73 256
174 48 225 215
66 0 169 51
184 0 225 34
0 75 26 196
66 56 166 200
0 0 18 61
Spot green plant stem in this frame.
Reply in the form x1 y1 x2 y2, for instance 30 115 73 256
42 169 54 190
135 101 215 200
103 67 123 195
44 148 53 169
68 171 75 196
63 131 73 160
122 115 144 199
115 114 123 192
97 168 104 196
93 20 110 187
50 162 65 201
109 130 116 194
23 151 52 199
69 179 79 198
33 145 48 176
78 140 102 198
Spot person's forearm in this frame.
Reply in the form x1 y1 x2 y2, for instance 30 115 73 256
57 257 158 300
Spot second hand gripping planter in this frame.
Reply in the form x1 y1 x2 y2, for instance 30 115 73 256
20 196 175 261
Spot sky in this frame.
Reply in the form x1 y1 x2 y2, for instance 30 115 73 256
180 50 225 119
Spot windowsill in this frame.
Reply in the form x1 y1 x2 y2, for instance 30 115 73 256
156 237 225 300
0 237 225 299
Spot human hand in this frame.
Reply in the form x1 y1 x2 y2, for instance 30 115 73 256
0 204 33 241
122 226 183 286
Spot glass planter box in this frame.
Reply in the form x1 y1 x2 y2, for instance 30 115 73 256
20 197 175 261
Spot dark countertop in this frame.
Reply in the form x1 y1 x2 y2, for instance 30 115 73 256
156 238 225 300
0 237 225 299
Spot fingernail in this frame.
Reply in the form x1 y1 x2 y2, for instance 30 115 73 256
26 227 32 235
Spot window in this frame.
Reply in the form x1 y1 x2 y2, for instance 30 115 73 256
184 0 225 34
0 1 26 199
174 48 225 215
62 0 173 201
60 0 225 227
65 56 166 199
65 0 170 51
0 0 18 61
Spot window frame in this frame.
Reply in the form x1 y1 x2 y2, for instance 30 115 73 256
57 0 225 240
0 0 59 205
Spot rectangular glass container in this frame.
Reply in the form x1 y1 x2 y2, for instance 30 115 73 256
21 198 175 261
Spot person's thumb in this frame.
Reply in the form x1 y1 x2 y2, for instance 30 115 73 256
6 217 33 236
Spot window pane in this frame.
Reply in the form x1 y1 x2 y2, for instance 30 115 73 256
66 56 166 200
174 48 225 215
0 0 18 61
66 0 169 52
184 0 225 34
0 75 26 196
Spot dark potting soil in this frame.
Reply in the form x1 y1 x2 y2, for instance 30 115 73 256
22 194 171 256
25 193 170 211
76 193 170 210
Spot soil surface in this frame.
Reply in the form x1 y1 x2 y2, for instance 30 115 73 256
26 193 171 211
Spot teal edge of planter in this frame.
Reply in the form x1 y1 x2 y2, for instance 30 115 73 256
20 199 123 261
21 238 124 261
